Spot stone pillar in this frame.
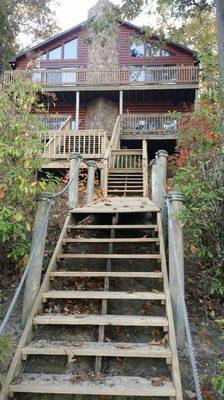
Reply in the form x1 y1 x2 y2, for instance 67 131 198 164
69 153 82 209
86 161 96 204
168 190 185 349
119 90 123 115
76 91 80 129
21 193 53 328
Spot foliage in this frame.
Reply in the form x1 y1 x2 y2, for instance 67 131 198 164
0 335 15 367
0 75 57 268
0 0 58 70
212 320 224 395
172 98 224 295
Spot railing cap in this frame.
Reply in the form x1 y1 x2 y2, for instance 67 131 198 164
36 192 55 202
167 190 185 202
156 150 168 158
70 152 82 160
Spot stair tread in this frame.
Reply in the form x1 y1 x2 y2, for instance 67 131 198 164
50 271 163 278
62 238 158 243
33 314 168 327
57 254 161 259
10 374 175 396
67 224 158 230
22 341 171 358
42 290 166 300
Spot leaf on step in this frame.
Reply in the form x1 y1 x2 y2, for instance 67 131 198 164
148 339 163 346
36 308 44 316
64 348 77 366
114 344 132 349
69 373 85 384
161 333 169 345
151 376 168 387
150 327 160 337
185 390 197 399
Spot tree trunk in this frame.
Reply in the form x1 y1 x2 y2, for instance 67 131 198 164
216 0 224 142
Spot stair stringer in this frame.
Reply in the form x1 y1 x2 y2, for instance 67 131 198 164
157 212 183 399
0 214 72 400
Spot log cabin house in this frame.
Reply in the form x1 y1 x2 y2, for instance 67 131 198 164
4 0 199 176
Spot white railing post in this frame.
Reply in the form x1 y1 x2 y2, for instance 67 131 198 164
151 158 158 204
168 190 185 350
21 193 52 328
69 152 81 209
86 161 96 204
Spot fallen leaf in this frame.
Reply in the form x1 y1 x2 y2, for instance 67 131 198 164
115 344 132 349
185 390 197 399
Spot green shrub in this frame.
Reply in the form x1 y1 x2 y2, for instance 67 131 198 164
0 75 57 268
173 97 224 295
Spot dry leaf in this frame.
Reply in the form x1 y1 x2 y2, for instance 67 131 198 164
185 390 197 399
114 344 132 349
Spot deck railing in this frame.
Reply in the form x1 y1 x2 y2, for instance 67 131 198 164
43 129 108 159
111 149 143 169
36 114 72 130
120 113 181 135
4 66 199 87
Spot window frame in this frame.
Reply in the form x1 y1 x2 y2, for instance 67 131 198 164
129 40 173 59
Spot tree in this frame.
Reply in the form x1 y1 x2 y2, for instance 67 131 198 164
0 0 58 72
0 76 57 271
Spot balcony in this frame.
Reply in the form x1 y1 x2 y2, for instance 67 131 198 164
4 66 199 91
120 113 183 139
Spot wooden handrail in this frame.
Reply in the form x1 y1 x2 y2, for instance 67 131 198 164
4 66 199 87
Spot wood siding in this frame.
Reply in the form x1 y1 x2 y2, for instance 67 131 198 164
16 29 88 69
123 103 194 114
118 25 195 67
48 104 87 130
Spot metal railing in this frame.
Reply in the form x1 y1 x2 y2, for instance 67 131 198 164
120 113 181 135
4 66 199 87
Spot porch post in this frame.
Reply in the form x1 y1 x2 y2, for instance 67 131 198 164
119 90 123 115
76 91 80 129
194 88 199 111
168 190 185 350
156 150 168 230
21 193 52 328
69 152 82 209
86 161 96 204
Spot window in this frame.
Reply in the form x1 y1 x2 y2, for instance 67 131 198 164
64 39 77 59
146 44 160 57
49 46 62 60
40 53 47 60
32 68 46 83
162 49 172 57
62 68 77 84
130 42 144 58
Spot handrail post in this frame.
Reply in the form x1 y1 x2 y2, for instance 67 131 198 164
168 190 185 350
69 152 81 209
155 150 168 230
151 158 158 204
86 161 96 204
21 193 53 328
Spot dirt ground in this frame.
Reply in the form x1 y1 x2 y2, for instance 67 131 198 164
0 186 223 400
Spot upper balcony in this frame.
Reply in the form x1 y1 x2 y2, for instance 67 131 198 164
4 65 199 91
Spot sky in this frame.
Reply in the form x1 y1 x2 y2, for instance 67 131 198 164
19 0 157 49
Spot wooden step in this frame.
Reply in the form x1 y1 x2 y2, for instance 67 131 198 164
22 341 171 358
50 271 163 279
62 238 158 244
67 224 158 230
33 314 168 327
10 374 176 396
108 186 143 189
57 254 161 260
108 189 143 193
42 290 166 301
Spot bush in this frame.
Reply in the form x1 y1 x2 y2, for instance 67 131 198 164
0 75 57 269
173 97 224 295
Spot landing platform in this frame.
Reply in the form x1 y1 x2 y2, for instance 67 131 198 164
71 197 160 214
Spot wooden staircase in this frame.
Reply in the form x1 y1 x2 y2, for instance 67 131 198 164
1 200 183 399
107 170 144 196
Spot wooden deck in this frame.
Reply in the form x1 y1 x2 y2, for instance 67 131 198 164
70 197 160 213
4 66 199 91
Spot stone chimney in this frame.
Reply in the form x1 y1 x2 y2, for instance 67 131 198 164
88 0 118 20
86 0 119 69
